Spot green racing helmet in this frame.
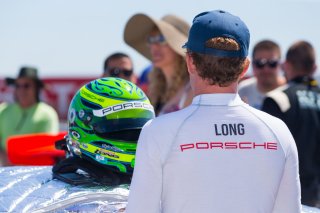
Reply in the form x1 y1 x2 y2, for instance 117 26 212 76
66 77 155 174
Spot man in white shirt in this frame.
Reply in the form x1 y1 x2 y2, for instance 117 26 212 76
238 40 286 109
126 10 301 213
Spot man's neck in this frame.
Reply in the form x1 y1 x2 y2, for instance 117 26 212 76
287 72 312 82
19 101 37 109
192 79 238 96
257 76 286 94
257 83 278 94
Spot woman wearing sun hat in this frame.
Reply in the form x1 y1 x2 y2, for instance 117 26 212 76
124 13 193 115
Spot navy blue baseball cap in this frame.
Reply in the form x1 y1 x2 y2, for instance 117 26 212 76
183 10 250 57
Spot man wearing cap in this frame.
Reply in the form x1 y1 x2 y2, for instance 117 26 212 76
0 67 59 166
126 10 301 213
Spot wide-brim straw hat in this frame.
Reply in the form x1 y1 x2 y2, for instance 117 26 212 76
5 66 44 88
124 13 190 60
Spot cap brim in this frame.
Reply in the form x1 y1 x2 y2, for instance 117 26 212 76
4 77 44 88
182 43 188 49
124 13 188 60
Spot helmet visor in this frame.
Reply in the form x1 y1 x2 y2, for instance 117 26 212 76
93 117 151 141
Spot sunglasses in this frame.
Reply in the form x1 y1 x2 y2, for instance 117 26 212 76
106 67 133 77
15 83 32 89
253 59 280 69
147 35 167 45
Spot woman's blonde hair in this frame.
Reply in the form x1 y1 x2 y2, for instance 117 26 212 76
148 55 189 113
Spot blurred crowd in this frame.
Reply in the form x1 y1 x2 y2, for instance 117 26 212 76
0 12 319 207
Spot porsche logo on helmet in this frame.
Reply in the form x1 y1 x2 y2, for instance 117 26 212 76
93 101 154 117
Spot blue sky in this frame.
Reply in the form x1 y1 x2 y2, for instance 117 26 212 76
1 0 320 78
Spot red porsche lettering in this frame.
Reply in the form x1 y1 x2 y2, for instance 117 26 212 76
180 142 278 152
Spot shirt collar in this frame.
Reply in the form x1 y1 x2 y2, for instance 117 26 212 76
289 76 318 87
192 93 243 106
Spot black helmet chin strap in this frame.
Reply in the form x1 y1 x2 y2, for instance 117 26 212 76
52 139 131 186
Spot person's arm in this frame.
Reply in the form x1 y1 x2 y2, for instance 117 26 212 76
45 109 59 133
0 149 9 166
126 121 162 213
272 131 301 213
0 103 9 165
37 105 60 133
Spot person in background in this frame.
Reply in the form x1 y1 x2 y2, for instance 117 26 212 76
124 13 193 115
0 67 59 166
137 64 152 93
238 40 286 109
262 40 320 207
126 10 301 213
102 52 137 83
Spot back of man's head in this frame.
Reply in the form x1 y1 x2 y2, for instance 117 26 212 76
286 41 316 75
183 10 250 87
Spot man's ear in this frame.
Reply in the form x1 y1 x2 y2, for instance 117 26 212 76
312 64 317 75
281 61 292 79
281 61 289 72
239 58 250 79
186 52 197 75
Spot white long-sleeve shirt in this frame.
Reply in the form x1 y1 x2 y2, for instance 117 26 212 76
126 93 301 213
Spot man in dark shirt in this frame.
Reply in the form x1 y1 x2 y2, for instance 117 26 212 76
262 40 320 207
